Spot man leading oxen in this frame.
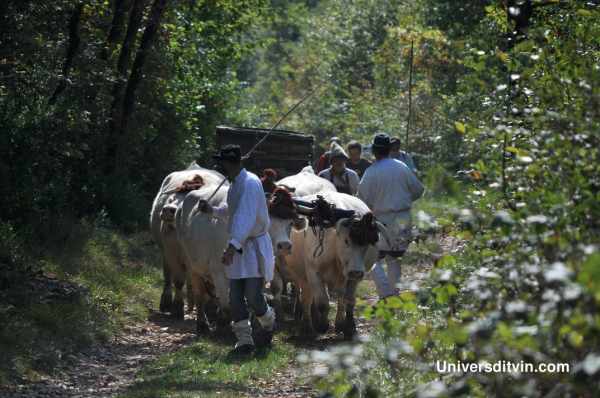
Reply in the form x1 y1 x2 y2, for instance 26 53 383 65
358 133 424 299
196 145 276 356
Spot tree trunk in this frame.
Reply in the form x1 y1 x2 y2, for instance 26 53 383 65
105 0 146 178
116 0 146 77
114 0 169 172
49 3 84 104
507 0 534 44
101 0 130 60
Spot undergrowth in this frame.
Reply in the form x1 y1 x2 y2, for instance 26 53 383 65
0 220 162 385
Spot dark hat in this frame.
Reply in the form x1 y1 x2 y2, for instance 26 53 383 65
390 137 401 145
213 144 242 162
372 133 391 149
347 140 362 151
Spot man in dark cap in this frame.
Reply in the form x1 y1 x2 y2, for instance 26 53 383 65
346 140 371 178
196 144 276 355
315 136 342 174
358 134 424 299
390 137 417 173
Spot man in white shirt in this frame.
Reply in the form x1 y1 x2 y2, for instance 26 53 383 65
358 134 424 298
197 145 276 355
318 142 360 195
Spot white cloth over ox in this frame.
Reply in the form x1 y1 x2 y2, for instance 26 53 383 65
214 168 275 281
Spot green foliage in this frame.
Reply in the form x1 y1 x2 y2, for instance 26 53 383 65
0 0 266 230
299 1 600 397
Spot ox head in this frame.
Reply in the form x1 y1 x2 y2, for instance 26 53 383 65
267 187 305 256
159 174 206 231
335 212 385 280
159 192 188 230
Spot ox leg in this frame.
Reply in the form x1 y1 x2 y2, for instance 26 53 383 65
186 272 195 314
298 281 316 337
159 256 173 313
213 272 232 335
289 283 299 315
293 288 303 322
312 286 330 334
335 295 346 334
204 286 219 325
190 274 209 335
342 279 360 340
171 263 186 320
300 270 323 337
270 268 284 321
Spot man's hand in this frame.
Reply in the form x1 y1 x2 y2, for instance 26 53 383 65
221 244 236 266
194 199 213 216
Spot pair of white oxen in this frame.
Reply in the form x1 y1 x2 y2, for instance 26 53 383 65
150 163 395 339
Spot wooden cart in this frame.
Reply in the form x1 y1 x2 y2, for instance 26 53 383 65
215 125 314 178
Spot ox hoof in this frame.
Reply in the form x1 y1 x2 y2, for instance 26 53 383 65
315 319 330 334
215 318 233 339
254 328 274 348
171 300 185 320
299 322 317 339
204 300 219 323
293 304 303 322
272 301 284 322
342 321 357 341
159 292 173 313
315 304 330 334
196 321 210 336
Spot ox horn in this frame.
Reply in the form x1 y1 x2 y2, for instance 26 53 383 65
296 204 315 215
293 198 315 216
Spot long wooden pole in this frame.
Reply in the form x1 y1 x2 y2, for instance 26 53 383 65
406 40 414 147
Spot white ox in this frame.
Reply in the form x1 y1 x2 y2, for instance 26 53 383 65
149 163 224 319
174 178 232 333
280 191 388 339
267 167 337 316
268 166 336 255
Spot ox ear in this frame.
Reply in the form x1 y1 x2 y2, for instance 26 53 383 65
292 216 307 231
375 221 393 249
335 218 352 235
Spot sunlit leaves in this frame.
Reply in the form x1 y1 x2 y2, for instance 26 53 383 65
577 253 600 301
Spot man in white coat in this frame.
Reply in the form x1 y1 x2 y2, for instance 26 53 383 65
197 145 276 355
358 133 424 299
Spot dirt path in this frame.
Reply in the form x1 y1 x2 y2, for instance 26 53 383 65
2 235 459 398
1 312 197 398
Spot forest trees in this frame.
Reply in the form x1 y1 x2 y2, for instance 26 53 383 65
0 0 266 236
